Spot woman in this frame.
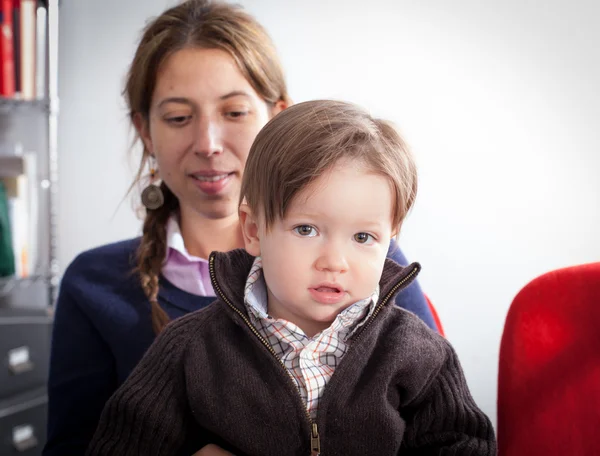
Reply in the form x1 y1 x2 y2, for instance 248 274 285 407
43 1 438 455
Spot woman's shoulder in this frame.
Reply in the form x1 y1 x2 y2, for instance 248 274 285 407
69 237 141 266
386 238 408 266
56 237 152 336
63 237 141 280
60 237 142 299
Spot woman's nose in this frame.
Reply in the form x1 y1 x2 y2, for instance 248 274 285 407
193 115 224 157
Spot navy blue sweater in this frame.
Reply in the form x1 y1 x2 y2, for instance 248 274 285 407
43 237 435 456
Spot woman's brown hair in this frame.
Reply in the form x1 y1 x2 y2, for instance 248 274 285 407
125 0 290 334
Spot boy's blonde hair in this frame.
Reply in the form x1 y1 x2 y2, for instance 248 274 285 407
241 100 418 233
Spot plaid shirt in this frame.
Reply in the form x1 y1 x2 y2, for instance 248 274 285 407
244 257 379 418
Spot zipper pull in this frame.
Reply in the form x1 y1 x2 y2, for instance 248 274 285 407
311 422 321 456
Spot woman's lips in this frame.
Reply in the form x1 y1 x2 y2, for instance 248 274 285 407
190 172 233 195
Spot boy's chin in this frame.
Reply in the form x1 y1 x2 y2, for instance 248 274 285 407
307 308 347 324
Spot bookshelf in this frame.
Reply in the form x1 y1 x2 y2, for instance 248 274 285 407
0 1 58 454
0 0 59 304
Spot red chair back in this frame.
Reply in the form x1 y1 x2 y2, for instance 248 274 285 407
424 294 444 336
498 262 600 456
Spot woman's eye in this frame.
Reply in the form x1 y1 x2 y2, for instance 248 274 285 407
166 115 191 125
294 225 317 237
225 111 249 119
354 232 374 244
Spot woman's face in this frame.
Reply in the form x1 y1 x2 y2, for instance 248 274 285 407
137 47 285 220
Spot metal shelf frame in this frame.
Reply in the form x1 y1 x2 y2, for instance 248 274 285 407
0 0 60 305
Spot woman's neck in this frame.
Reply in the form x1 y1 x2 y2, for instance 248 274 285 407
179 210 244 259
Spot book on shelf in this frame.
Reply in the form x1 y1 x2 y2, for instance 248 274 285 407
35 2 44 99
0 0 16 96
0 151 38 278
0 0 45 101
0 179 15 276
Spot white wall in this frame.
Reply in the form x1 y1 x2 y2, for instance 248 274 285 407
58 0 600 426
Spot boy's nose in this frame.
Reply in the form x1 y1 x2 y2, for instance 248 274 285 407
315 244 349 274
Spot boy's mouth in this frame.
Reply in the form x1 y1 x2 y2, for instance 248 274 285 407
314 286 341 293
309 283 346 304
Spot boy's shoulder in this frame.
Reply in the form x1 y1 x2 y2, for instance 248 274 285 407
376 305 454 378
159 298 236 348
383 305 447 345
164 299 225 331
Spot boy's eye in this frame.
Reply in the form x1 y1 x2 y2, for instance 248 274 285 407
354 232 374 244
294 225 317 237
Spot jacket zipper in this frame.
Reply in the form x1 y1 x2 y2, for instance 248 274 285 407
209 255 319 454
209 254 419 455
350 264 419 343
311 422 320 455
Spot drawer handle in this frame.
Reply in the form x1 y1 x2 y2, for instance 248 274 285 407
8 346 34 375
13 424 39 452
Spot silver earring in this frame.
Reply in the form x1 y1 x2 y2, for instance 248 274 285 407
141 165 164 210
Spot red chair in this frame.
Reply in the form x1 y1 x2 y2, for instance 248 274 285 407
497 263 600 456
424 294 444 336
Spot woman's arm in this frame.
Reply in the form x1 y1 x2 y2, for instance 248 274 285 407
387 239 438 332
43 269 118 456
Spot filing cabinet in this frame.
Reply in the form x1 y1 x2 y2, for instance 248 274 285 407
0 279 52 456
0 388 47 456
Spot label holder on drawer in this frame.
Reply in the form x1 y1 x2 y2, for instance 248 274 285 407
13 424 39 452
7 346 34 375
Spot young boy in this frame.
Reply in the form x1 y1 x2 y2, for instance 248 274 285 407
87 100 496 456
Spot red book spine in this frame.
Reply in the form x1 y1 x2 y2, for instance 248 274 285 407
0 0 15 97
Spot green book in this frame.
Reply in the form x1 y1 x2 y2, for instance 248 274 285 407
0 181 16 277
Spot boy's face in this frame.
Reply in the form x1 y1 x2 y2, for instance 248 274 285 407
241 159 395 337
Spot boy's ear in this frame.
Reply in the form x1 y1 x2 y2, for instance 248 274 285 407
239 203 261 257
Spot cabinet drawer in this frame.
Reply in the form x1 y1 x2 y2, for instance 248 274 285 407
0 388 47 456
0 320 52 400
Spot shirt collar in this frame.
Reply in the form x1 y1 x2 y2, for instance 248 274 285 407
166 216 207 263
244 257 270 319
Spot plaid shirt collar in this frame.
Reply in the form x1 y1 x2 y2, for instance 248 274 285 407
243 257 379 418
